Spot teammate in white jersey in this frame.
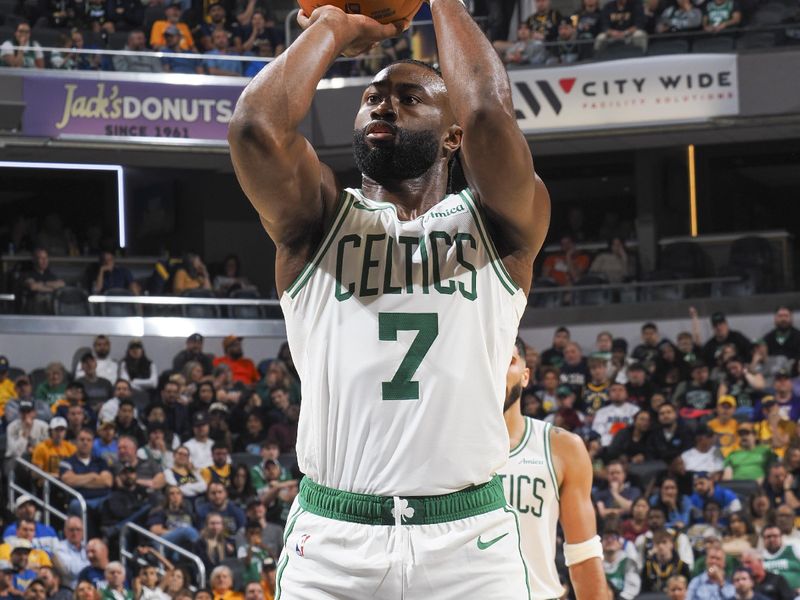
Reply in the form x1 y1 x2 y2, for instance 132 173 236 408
228 0 550 596
500 339 606 599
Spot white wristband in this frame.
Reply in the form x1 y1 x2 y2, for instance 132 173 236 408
429 0 466 8
563 535 603 567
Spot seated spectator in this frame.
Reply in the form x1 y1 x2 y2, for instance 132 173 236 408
625 362 654 408
543 385 585 432
654 342 689 398
703 0 742 32
172 253 212 295
114 398 146 446
265 403 298 455
761 525 800 589
674 361 718 419
526 0 561 40
681 424 725 477
75 336 119 383
621 497 650 542
201 443 232 487
115 434 164 490
595 460 641 519
721 512 756 559
763 307 800 363
703 312 752 367
76 355 113 414
740 549 795 600
31 417 75 477
687 544 735 597
589 238 633 284
234 499 282 559
690 472 742 520
90 250 138 295
112 30 162 73
632 322 664 374
656 0 702 33
52 516 88 590
35 363 67 409
131 549 173 600
236 521 271 586
196 482 245 538
605 409 651 463
198 0 244 52
540 327 569 369
100 465 154 537
105 0 144 32
637 506 695 568
233 412 268 456
719 356 765 416
755 399 795 459
240 11 284 58
160 27 202 74
146 485 200 549
592 382 638 446
731 567 770 600
747 493 771 539
574 0 602 44
98 379 133 425
38 565 72 600
173 333 214 376
0 518 52 569
214 337 259 386
0 357 16 417
255 359 300 405
769 370 800 420
652 476 693 531
4 376 50 425
541 236 589 287
21 248 65 314
137 423 173 470
150 0 196 50
687 506 724 559
203 30 242 76
5 400 49 464
666 575 688 600
583 354 612 416
77 539 110 589
602 525 641 599
60 428 113 513
119 340 158 392
594 0 647 53
762 463 791 509
0 22 44 69
6 540 38 593
56 385 94 432
209 565 242 600
3 496 58 551
164 445 207 500
193 513 235 572
494 22 546 66
722 422 771 482
75 580 100 600
646 402 693 463
100 562 130 600
642 528 692 593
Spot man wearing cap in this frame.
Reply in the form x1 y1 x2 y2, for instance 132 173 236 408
74 336 118 384
184 412 215 469
673 360 718 416
6 540 38 594
722 421 772 482
602 525 641 600
754 399 794 459
763 307 800 363
200 442 231 487
633 322 665 374
3 377 50 425
592 383 638 446
207 403 233 449
159 25 202 74
150 0 195 50
92 421 118 468
75 355 113 414
31 418 76 477
173 334 214 375
681 424 725 477
100 465 154 538
708 396 740 457
544 385 586 433
5 400 49 464
767 371 800 422
704 312 753 366
0 520 52 569
51 517 87 590
690 472 743 519
0 356 16 418
2 498 58 552
112 29 163 73
213 337 259 386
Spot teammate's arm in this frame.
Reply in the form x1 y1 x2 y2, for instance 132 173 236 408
228 8 402 293
430 0 550 293
551 427 606 600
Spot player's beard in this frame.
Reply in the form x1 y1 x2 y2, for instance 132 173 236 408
503 383 523 413
352 127 439 184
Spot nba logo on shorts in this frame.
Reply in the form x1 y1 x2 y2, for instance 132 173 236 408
345 3 361 13
295 534 311 557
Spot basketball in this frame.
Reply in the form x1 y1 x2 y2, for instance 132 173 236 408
298 0 423 24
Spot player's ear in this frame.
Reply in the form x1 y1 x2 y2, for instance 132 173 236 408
443 124 462 155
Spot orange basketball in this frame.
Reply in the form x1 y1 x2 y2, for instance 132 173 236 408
298 0 423 24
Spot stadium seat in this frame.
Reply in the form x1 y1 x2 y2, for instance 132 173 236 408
101 288 138 317
712 265 756 297
724 479 760 501
530 277 561 308
736 31 777 49
54 287 91 316
648 39 690 55
638 270 683 302
32 28 63 49
181 289 220 319
596 42 645 61
751 4 787 24
573 274 612 306
727 235 778 291
659 241 714 297
627 460 667 489
229 289 262 319
692 36 735 52
0 0 17 23
108 31 129 50
231 452 260 468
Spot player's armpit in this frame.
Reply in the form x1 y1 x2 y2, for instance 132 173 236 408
550 427 606 600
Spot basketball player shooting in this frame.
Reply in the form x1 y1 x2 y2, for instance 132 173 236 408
228 0 550 596
500 339 606 599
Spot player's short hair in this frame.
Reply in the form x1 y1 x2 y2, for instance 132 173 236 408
391 59 442 80
514 337 527 358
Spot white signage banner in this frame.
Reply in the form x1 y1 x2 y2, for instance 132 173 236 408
509 53 739 133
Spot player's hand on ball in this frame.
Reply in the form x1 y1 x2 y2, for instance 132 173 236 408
297 5 407 57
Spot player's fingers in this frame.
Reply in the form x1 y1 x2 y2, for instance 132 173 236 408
297 9 312 29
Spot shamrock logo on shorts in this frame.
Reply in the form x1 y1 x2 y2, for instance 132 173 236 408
392 498 415 523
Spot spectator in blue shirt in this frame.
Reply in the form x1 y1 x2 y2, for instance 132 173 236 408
689 472 742 524
92 421 119 468
243 38 272 78
160 26 202 75
89 251 136 294
195 482 245 538
203 30 241 77
7 542 37 594
60 428 113 513
77 539 109 590
687 543 735 599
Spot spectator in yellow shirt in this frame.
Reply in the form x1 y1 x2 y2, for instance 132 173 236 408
707 396 739 457
0 356 17 417
31 417 76 477
0 520 53 569
150 0 196 51
172 254 212 295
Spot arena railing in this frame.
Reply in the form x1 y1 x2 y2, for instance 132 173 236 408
8 456 88 546
120 521 207 589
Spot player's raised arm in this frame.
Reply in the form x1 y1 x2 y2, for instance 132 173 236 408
551 427 607 600
228 8 402 291
430 0 550 292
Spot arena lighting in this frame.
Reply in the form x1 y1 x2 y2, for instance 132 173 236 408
0 161 126 248
687 144 698 238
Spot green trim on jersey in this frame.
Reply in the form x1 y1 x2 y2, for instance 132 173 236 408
285 191 352 299
544 422 560 502
509 417 532 458
274 507 304 600
503 505 532 600
459 189 519 295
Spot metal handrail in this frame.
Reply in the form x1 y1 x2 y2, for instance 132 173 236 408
120 522 206 589
88 295 280 306
9 457 88 545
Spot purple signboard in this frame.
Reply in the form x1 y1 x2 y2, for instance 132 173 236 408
23 75 244 141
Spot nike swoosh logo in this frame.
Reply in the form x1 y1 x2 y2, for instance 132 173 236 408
477 532 509 550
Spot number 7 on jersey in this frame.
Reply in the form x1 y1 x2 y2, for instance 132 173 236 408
378 312 438 401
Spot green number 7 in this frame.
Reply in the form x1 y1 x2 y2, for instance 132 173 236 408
378 312 438 401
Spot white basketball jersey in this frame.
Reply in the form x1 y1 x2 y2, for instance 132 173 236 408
280 187 527 496
498 418 562 599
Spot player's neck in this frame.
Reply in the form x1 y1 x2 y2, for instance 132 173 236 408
504 400 526 450
361 166 449 221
